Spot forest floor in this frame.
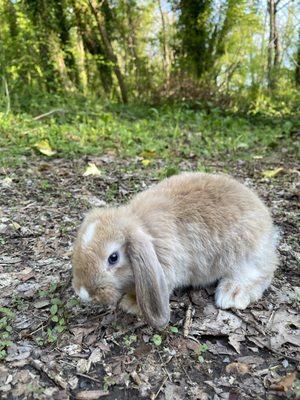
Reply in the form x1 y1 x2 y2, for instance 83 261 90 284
0 153 299 400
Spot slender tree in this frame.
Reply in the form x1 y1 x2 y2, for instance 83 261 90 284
72 0 113 94
267 0 282 89
157 0 170 85
296 29 300 87
88 0 128 103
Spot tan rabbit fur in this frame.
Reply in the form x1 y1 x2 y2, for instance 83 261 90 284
72 172 278 329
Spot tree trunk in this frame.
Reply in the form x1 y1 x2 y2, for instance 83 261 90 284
267 0 275 88
267 0 281 89
125 0 143 96
88 0 128 104
49 31 75 91
54 0 79 86
295 30 300 87
273 1 281 67
157 0 170 87
72 0 113 95
74 28 88 94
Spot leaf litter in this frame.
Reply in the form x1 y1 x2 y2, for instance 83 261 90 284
0 156 299 399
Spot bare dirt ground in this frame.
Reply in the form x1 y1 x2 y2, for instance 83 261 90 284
0 155 299 400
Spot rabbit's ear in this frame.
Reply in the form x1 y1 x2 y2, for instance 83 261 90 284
128 230 170 330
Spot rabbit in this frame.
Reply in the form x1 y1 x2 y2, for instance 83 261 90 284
72 172 278 330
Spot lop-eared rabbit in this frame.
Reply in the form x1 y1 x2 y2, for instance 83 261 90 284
72 173 278 329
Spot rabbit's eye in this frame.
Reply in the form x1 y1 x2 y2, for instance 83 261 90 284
108 252 119 266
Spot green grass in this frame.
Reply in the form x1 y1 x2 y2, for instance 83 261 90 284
0 98 298 167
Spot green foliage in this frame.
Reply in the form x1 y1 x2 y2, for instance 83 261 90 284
35 282 70 346
0 307 15 360
0 99 298 168
103 375 117 391
152 334 162 346
123 334 138 347
0 1 299 165
194 342 209 363
0 1 299 106
173 0 214 77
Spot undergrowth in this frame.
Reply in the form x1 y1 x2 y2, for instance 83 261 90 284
0 95 298 167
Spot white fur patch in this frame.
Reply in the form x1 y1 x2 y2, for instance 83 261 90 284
79 287 91 302
83 222 97 246
106 242 120 256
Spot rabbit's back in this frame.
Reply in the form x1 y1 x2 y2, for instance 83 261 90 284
128 173 276 288
131 172 272 234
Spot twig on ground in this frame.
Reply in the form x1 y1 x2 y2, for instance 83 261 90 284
29 322 47 336
130 370 143 386
151 376 168 400
70 311 111 327
7 232 44 239
76 372 103 384
158 353 173 381
265 309 276 330
183 302 194 337
33 109 65 121
29 358 69 391
105 321 146 340
76 389 109 399
181 365 193 384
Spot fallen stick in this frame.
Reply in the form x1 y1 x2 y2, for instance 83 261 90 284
151 376 168 400
76 373 103 384
33 109 65 121
183 303 194 337
76 390 109 399
29 359 69 391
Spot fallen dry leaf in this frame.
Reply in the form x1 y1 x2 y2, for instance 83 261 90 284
20 271 35 282
236 355 264 366
261 167 284 178
83 163 101 177
140 150 157 158
88 348 102 365
228 333 245 354
11 221 21 230
269 372 297 392
62 344 82 356
76 359 91 374
76 389 109 399
6 344 32 362
268 309 300 349
134 343 152 357
164 381 187 400
186 339 201 353
34 300 50 309
141 159 151 167
1 177 13 188
226 362 249 375
191 304 245 336
34 140 56 156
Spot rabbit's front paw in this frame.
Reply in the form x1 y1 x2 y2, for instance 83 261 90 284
119 293 142 316
215 279 251 310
